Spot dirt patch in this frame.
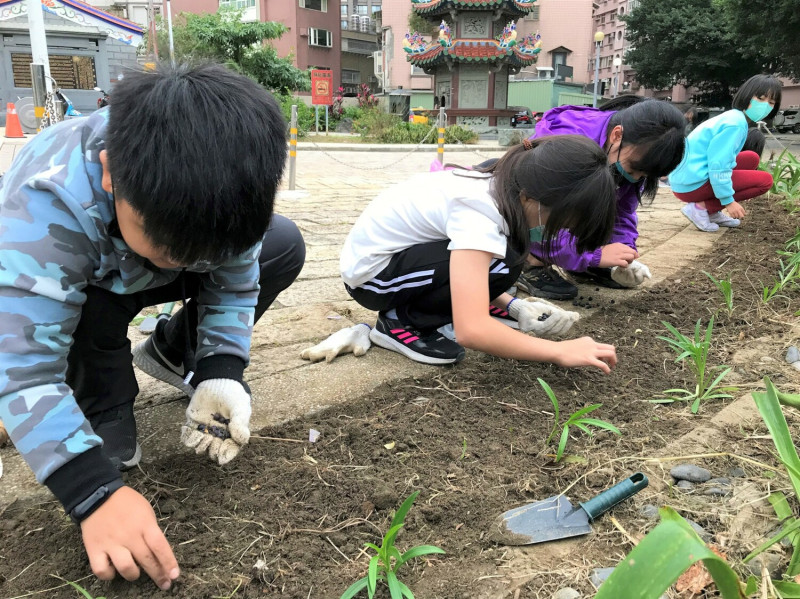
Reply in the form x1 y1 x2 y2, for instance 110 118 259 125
1 197 799 599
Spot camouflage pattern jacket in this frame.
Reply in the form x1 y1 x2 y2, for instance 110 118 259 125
0 111 260 506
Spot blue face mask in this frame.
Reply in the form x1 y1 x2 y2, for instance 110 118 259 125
744 98 773 123
613 138 643 185
529 202 544 242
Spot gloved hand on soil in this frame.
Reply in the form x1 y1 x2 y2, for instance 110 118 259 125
180 379 251 465
300 323 372 363
610 260 652 288
507 297 580 338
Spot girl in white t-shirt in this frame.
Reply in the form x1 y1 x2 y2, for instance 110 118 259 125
339 135 618 372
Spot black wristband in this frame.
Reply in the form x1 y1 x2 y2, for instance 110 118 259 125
69 479 125 524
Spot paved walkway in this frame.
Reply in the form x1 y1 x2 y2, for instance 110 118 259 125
0 134 719 506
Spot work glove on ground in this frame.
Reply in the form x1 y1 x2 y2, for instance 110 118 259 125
507 297 580 338
300 324 371 363
610 260 652 288
180 379 251 466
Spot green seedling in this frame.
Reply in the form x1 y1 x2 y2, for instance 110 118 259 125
761 258 800 303
765 149 800 198
703 271 734 316
653 318 737 414
340 491 445 599
53 577 106 599
459 437 468 461
538 378 621 462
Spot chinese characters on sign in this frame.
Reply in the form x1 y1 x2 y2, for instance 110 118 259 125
311 69 333 105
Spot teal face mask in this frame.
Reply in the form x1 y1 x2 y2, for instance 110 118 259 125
529 202 544 242
614 160 642 184
744 98 773 123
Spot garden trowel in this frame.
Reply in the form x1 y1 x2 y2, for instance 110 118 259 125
495 472 648 546
138 302 176 334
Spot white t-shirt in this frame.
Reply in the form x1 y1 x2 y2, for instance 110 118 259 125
340 170 510 288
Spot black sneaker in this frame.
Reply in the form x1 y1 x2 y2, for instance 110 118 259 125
90 402 141 471
569 267 626 289
516 266 578 300
489 304 520 329
369 313 465 365
132 320 195 397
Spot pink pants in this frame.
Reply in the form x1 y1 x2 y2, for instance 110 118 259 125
672 151 773 213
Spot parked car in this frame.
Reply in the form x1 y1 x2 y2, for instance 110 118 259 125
510 106 535 128
773 108 800 134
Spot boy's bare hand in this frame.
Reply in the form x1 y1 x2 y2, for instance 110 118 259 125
81 486 180 590
726 201 746 219
598 243 638 268
554 337 617 373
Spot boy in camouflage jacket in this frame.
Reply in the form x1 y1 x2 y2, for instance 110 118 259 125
0 63 305 590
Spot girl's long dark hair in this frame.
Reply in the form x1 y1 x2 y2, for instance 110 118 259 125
473 135 616 262
603 99 687 200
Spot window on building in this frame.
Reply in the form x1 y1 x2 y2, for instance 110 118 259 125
300 0 327 12
12 53 96 89
524 5 540 20
219 0 255 9
357 4 368 14
341 19 348 29
371 3 381 14
552 51 567 70
617 31 623 39
342 69 360 84
308 27 333 47
340 4 347 16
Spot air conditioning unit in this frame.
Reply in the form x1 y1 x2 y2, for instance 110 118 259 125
300 27 309 37
359 16 371 32
350 14 360 29
373 50 383 77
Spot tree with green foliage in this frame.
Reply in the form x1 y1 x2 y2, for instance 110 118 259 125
723 0 800 79
146 8 309 94
622 0 772 106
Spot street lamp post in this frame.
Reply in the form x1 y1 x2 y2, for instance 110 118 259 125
592 31 604 108
612 56 622 98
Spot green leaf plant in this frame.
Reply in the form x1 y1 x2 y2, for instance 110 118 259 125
538 378 621 462
340 491 445 599
704 270 735 317
653 318 738 414
594 507 748 599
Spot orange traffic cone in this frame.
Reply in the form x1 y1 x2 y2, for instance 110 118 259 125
5 103 24 138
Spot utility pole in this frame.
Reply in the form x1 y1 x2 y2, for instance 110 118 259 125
27 0 52 92
592 31 604 108
166 0 175 62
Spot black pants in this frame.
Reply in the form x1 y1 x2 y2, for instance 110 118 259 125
346 239 522 331
68 214 305 418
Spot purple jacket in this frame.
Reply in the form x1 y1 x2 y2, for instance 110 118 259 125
527 105 641 272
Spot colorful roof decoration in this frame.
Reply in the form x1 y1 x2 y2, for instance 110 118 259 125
407 36 540 68
0 0 143 45
411 0 536 18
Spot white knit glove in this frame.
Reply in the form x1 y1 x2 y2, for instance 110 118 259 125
180 379 251 465
507 297 580 337
610 260 652 288
300 324 371 363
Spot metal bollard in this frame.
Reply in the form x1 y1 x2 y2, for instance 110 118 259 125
437 106 445 164
30 63 47 130
288 104 297 190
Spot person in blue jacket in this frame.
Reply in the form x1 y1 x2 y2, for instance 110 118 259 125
670 75 782 231
0 63 305 590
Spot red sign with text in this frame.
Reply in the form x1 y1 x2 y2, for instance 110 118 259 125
311 69 333 105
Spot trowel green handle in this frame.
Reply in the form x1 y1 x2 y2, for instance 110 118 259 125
579 472 649 522
159 301 176 317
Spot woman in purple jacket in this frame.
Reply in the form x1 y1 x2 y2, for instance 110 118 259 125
518 97 686 300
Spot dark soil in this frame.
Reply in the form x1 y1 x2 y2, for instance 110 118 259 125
1 197 799 599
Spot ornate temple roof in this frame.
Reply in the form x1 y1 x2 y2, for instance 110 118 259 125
411 0 536 19
407 38 539 68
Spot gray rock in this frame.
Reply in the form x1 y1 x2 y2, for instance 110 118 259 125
786 346 800 364
676 480 695 490
335 118 354 133
728 467 746 478
670 464 712 483
498 128 525 147
640 504 659 519
707 477 731 486
686 519 713 542
589 567 615 588
552 588 581 599
745 552 784 578
792 362 800 373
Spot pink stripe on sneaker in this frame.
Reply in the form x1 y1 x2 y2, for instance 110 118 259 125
403 336 420 344
397 331 412 340
390 328 405 334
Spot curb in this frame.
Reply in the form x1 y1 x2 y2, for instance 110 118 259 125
295 142 506 153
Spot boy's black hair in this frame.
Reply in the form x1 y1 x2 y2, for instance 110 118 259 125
474 135 616 261
743 126 766 157
605 99 686 200
106 62 287 265
732 75 782 121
